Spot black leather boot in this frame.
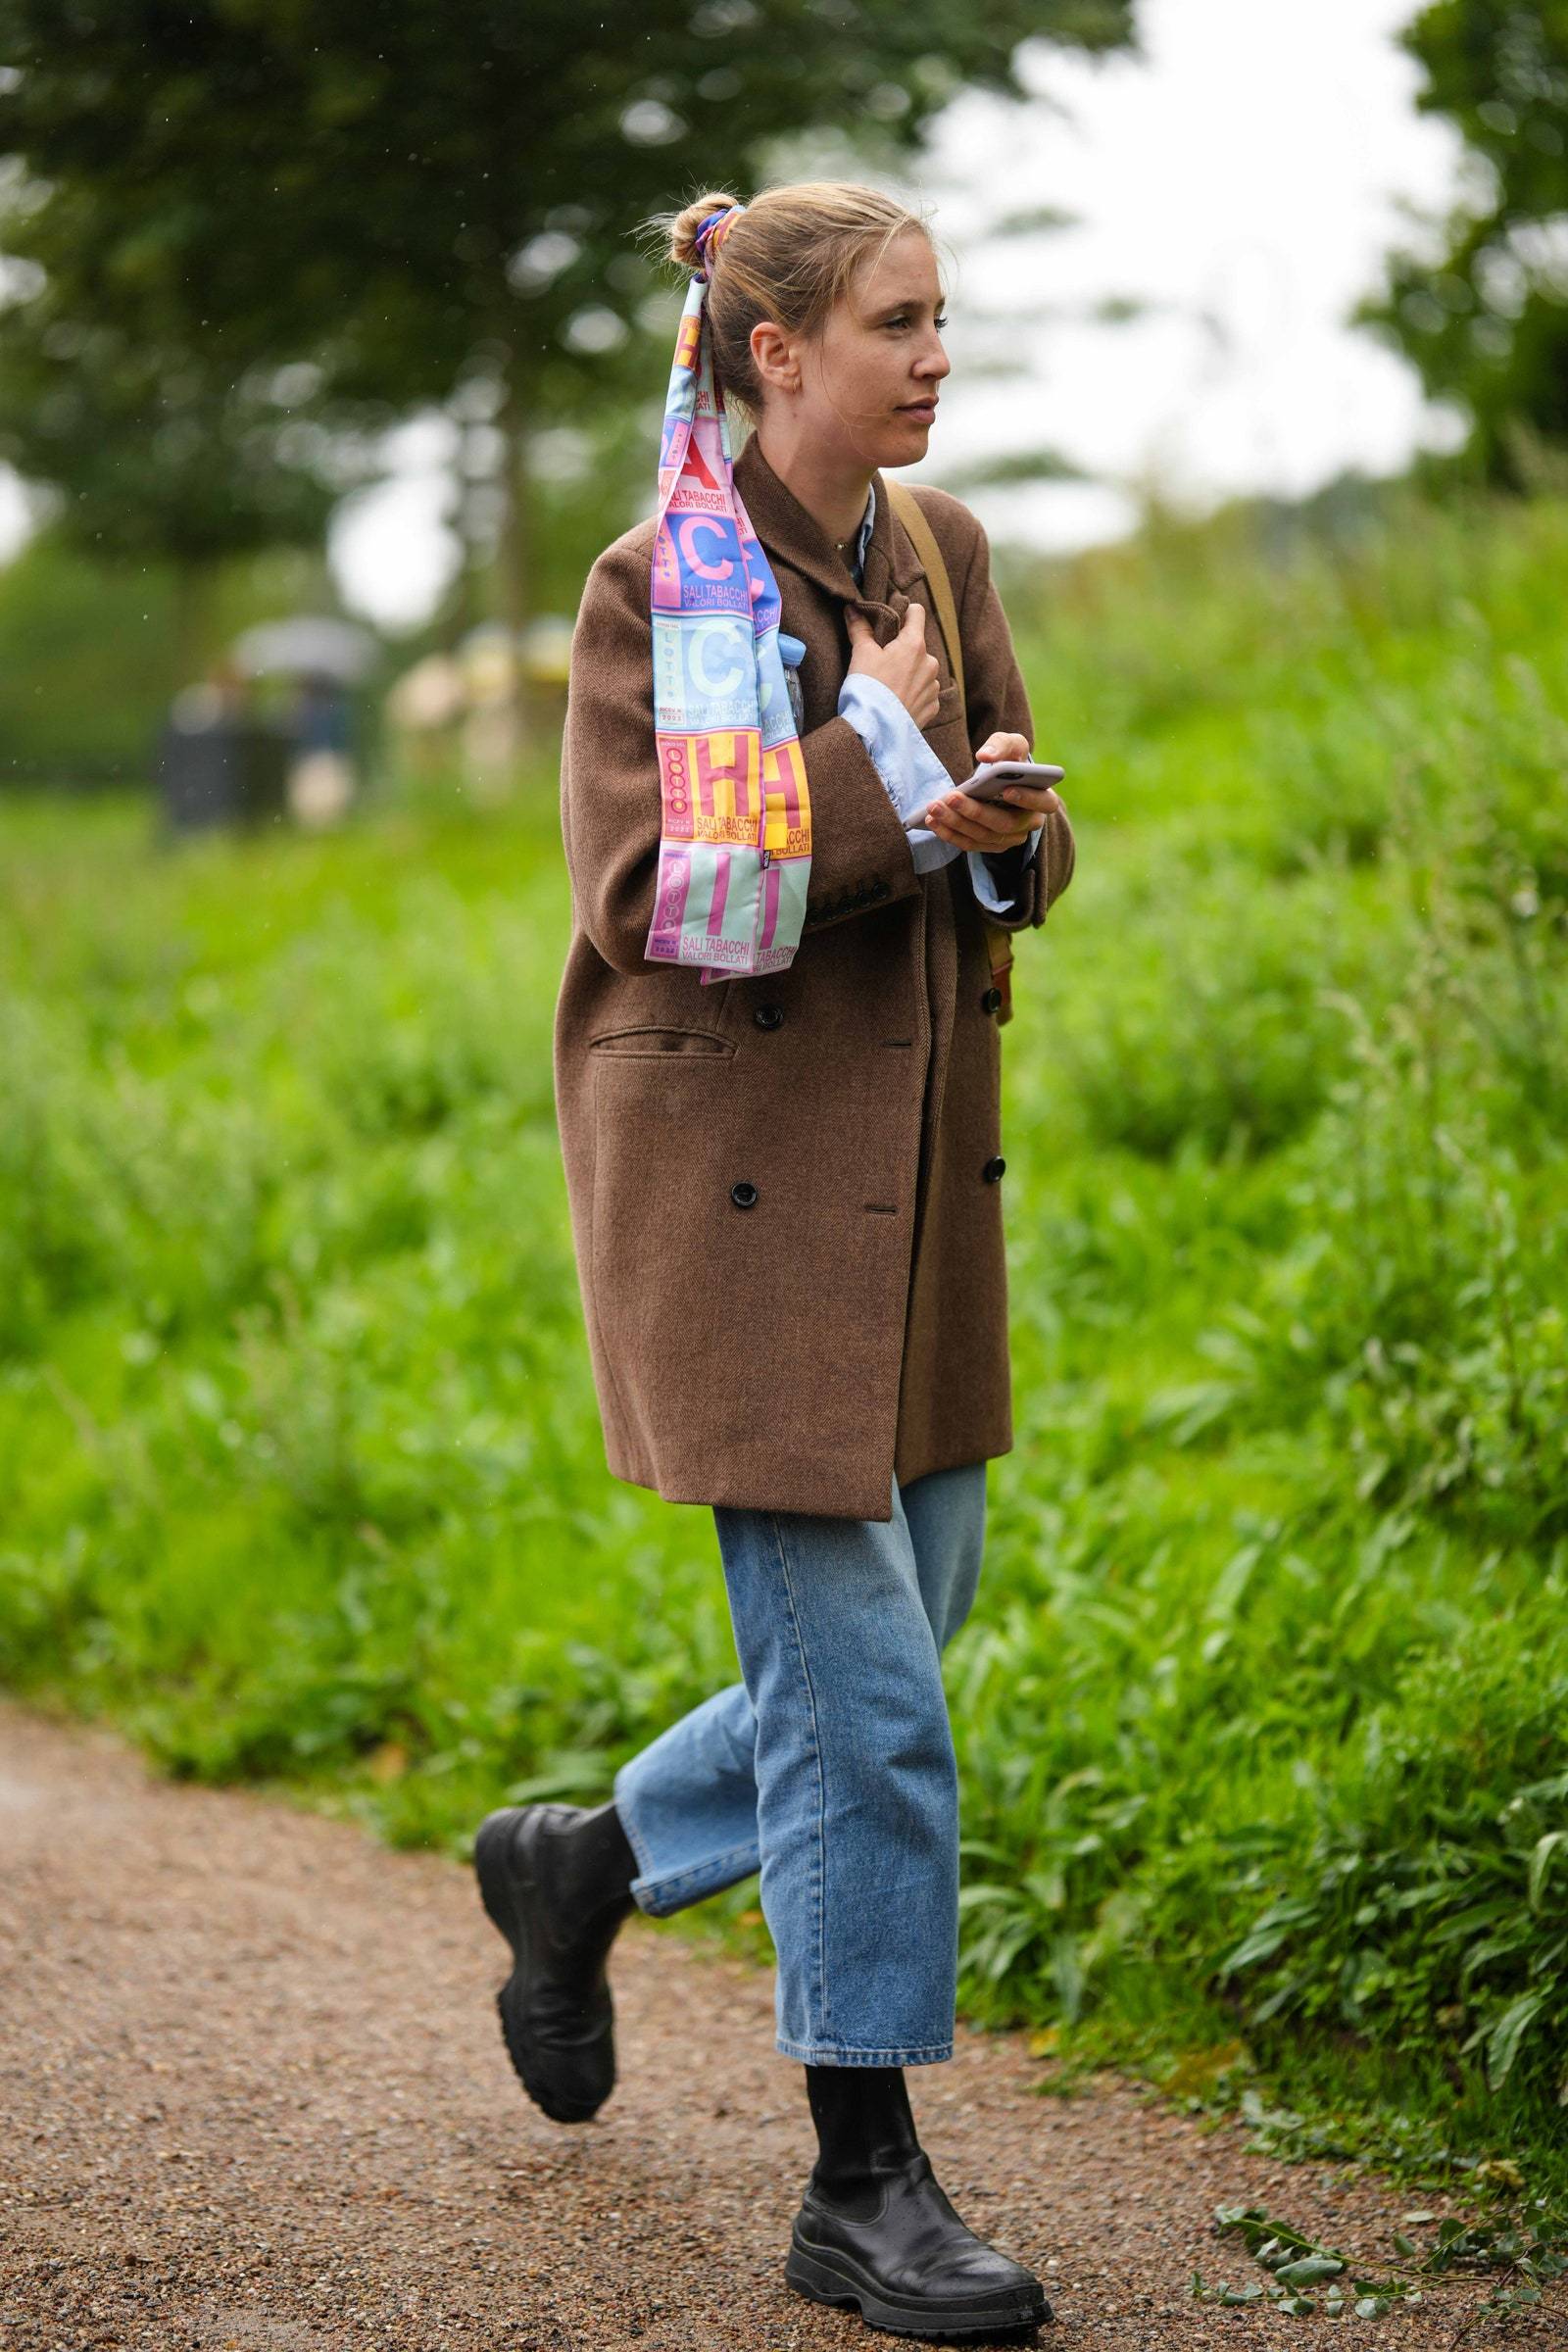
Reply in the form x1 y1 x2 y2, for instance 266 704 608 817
472 1798 638 2123
785 2064 1051 2341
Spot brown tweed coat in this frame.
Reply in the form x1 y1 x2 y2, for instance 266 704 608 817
553 431 1075 1521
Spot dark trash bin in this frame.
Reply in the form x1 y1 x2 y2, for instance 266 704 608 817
156 711 291 836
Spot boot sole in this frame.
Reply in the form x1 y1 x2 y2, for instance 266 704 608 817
786 2232 1051 2340
473 1806 609 2125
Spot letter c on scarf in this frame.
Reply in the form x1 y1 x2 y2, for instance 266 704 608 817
677 515 735 581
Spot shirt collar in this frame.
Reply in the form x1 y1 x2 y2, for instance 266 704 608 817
845 483 876 587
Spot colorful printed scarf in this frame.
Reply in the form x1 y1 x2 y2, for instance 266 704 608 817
645 206 812 980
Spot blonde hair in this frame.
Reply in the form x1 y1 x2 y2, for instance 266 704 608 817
648 180 940 415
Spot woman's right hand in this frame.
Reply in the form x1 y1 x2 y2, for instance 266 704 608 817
845 602 942 730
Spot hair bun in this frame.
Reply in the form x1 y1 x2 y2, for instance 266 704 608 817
668 190 745 273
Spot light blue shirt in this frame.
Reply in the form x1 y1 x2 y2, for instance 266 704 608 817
781 480 1042 916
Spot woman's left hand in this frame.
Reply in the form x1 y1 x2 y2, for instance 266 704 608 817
921 730 1064 856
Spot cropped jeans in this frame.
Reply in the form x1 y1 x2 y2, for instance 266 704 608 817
612 1461 986 2066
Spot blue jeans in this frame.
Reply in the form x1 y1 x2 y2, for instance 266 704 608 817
612 1461 987 2067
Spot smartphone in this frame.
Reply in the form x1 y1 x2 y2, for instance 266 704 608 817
959 760 1065 804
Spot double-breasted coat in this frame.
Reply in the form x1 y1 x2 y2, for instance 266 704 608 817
553 432 1076 1522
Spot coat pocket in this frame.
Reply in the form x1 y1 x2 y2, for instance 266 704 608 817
588 1026 736 1057
588 1049 741 1432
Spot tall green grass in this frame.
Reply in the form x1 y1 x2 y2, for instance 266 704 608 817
3 481 1566 2205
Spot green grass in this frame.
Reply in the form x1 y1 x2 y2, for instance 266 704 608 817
4 480 1567 2255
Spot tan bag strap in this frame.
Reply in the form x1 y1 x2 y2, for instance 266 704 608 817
884 480 1015 1025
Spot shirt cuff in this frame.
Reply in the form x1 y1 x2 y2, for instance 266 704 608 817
970 826 1041 915
836 674 959 877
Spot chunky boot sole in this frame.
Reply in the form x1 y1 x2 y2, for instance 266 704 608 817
786 2227 1051 2340
473 1806 612 2125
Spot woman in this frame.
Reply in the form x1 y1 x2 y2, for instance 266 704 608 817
474 180 1076 2341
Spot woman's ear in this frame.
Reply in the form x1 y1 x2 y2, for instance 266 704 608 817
750 319 801 398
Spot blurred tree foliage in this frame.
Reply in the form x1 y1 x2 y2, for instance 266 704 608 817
0 311 375 685
0 528 190 772
0 524 336 773
0 0 1137 654
1355 3 1568 488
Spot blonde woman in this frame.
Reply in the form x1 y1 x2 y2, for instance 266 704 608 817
475 181 1075 2341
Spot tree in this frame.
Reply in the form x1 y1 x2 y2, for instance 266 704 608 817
0 298 379 685
1354 3 1568 488
0 4 1138 665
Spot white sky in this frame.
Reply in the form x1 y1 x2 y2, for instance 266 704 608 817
917 0 1469 557
0 0 1468 630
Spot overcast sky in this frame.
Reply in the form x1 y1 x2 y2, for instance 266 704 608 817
0 0 1469 630
918 0 1469 558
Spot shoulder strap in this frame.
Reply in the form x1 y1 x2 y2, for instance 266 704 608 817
884 479 1015 1026
885 481 965 738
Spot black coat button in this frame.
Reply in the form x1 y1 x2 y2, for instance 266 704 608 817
982 1156 1005 1184
981 986 1003 1013
730 1180 760 1209
754 1003 784 1030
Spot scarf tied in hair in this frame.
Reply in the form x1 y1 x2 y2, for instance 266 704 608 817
645 204 812 979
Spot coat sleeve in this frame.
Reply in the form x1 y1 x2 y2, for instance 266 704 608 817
560 536 925 977
941 497 1076 935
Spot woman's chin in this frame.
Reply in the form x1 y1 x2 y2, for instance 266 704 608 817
877 417 935 466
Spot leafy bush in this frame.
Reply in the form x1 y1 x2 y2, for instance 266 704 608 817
5 482 1568 2185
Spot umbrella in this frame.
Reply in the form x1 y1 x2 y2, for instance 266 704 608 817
230 614 380 683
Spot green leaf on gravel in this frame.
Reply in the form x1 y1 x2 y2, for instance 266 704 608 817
1275 2255 1345 2283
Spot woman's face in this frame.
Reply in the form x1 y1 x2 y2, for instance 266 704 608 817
773 226 951 469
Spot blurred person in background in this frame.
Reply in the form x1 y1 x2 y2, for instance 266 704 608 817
384 649 467 791
285 667 357 828
168 651 253 735
155 655 286 837
473 180 1075 2342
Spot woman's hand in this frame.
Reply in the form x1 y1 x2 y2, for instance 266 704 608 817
845 602 942 729
923 729 1064 855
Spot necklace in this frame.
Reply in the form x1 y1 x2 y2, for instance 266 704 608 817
835 492 871 554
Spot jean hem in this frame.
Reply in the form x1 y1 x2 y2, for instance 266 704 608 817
611 1766 658 1883
775 2036 954 2066
624 1838 761 1919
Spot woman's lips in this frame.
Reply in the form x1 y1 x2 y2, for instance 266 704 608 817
899 400 938 421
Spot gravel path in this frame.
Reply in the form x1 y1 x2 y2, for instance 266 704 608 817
1 1694 1560 2352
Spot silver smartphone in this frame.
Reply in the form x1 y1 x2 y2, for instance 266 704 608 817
959 760 1065 804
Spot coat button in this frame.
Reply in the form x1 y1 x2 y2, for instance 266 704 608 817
730 1180 760 1209
754 1003 784 1030
981 985 1003 1013
982 1156 1005 1184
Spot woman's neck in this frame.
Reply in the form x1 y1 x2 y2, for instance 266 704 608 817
753 417 873 555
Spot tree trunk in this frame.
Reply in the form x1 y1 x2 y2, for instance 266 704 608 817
449 414 493 644
169 556 214 698
484 373 533 790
